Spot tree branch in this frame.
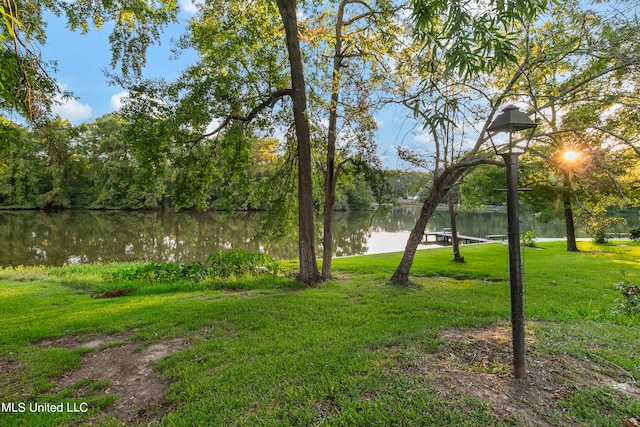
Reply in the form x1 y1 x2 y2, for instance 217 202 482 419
530 58 640 115
189 88 292 147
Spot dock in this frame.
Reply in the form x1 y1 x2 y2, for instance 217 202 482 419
422 229 505 246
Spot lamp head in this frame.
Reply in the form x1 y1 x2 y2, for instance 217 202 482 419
488 105 537 133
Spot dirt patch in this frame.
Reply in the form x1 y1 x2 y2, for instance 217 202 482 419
397 323 640 426
37 333 131 350
44 335 188 425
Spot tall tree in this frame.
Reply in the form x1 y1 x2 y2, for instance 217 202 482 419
123 1 398 283
389 0 555 283
311 0 400 279
120 1 321 283
275 0 321 284
505 0 640 251
391 0 640 284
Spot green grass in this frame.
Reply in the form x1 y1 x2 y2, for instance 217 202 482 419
0 241 639 426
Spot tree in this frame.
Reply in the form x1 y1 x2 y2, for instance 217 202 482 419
460 0 640 250
122 1 398 283
73 114 166 208
310 0 402 279
389 61 527 284
0 117 42 206
505 0 640 251
275 0 321 284
119 1 320 283
391 0 640 284
1 0 177 122
0 0 59 121
37 116 75 208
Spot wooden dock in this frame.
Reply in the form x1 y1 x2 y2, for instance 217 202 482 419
422 230 502 246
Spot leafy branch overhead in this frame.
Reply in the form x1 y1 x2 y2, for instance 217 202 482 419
411 0 549 77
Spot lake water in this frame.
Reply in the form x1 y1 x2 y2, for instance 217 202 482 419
0 208 635 266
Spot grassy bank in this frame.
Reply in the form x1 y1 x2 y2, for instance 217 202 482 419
0 241 639 426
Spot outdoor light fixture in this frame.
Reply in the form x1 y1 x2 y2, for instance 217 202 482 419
488 105 537 379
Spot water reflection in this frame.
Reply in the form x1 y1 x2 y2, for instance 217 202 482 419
0 208 632 267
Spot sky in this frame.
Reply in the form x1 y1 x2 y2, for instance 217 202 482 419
31 1 424 169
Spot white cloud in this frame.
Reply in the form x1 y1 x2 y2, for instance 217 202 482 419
51 94 93 123
110 91 130 111
413 131 433 147
179 0 200 14
205 118 222 134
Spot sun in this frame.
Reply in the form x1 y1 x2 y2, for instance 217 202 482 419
563 151 580 161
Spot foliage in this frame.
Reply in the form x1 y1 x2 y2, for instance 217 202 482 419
106 249 282 286
520 230 537 248
501 0 640 250
614 274 640 317
108 261 209 284
65 0 179 78
383 170 431 201
629 227 640 242
0 0 59 120
460 164 506 209
576 206 626 244
0 113 292 210
1 0 178 122
206 249 281 278
411 0 549 78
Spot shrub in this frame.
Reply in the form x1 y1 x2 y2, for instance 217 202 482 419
206 249 280 278
629 227 640 241
576 207 626 243
520 230 537 248
614 274 640 317
106 249 281 284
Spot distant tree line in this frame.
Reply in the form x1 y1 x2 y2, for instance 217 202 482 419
0 114 430 211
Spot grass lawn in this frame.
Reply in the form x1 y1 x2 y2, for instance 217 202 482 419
0 241 639 426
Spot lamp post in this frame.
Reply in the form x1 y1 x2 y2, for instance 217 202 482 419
488 105 537 379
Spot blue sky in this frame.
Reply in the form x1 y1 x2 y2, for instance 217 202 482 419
36 2 421 169
41 7 197 121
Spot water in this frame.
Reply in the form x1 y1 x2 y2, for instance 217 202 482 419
0 208 635 266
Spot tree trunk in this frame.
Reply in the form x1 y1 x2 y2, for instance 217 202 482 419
321 2 347 281
321 170 337 279
448 189 464 263
391 184 447 284
563 172 579 252
276 0 321 285
322 165 337 279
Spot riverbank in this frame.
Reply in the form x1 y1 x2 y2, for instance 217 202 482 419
1 241 639 426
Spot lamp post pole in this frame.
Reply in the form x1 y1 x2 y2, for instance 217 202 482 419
488 105 536 379
501 151 526 378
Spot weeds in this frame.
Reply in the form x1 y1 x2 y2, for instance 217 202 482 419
105 249 282 286
614 273 640 317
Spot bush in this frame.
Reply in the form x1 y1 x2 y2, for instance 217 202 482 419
629 227 640 241
520 230 537 248
106 249 281 284
614 274 640 317
576 207 626 243
206 249 280 278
